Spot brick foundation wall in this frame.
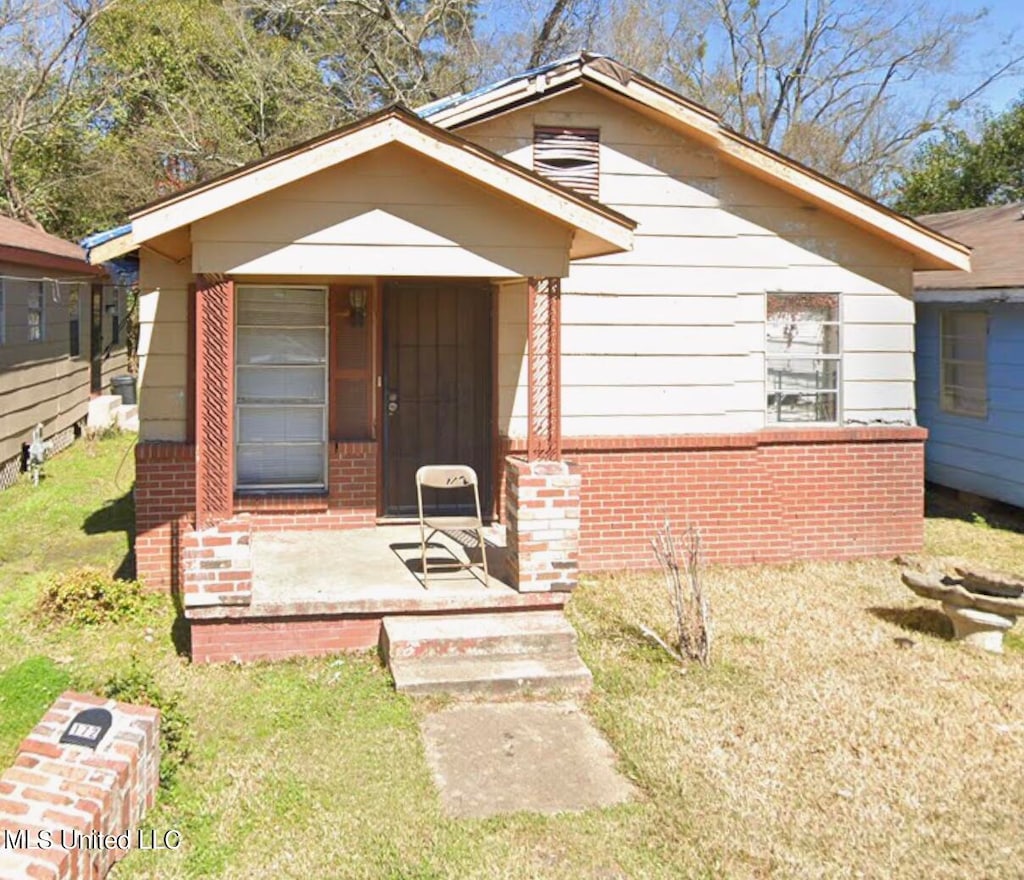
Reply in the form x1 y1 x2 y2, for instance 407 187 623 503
501 428 925 569
134 443 195 592
0 692 160 880
135 441 375 592
190 615 382 664
234 442 377 530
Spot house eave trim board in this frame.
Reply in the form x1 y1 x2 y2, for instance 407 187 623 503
127 108 635 257
914 287 1024 304
428 55 969 274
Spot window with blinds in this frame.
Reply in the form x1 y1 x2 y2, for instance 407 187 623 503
533 127 600 198
235 286 328 490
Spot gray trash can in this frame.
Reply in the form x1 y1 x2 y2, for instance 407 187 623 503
110 375 137 406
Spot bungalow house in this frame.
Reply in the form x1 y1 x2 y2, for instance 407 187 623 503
914 203 1024 508
0 215 128 488
87 54 969 665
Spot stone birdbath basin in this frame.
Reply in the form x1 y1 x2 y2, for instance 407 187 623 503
901 564 1024 653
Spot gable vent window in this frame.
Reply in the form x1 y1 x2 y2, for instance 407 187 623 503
533 127 600 198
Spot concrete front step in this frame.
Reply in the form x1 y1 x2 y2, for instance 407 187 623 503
388 652 593 697
381 610 578 660
381 611 593 697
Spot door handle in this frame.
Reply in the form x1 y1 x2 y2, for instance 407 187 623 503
387 390 398 415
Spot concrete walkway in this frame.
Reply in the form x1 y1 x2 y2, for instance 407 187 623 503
421 701 636 818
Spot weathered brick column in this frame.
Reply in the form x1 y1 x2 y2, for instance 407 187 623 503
505 457 581 593
181 515 254 608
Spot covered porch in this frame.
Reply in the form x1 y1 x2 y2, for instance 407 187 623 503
185 524 569 664
104 107 634 660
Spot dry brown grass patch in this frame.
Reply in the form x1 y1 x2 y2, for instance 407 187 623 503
571 518 1024 879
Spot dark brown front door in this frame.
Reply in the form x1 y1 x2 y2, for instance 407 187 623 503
382 281 493 516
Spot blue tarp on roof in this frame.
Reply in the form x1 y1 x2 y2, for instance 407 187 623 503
80 223 132 250
80 224 137 284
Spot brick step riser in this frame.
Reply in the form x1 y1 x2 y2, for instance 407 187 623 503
384 631 578 661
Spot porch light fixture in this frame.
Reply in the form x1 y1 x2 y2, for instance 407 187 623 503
348 287 368 327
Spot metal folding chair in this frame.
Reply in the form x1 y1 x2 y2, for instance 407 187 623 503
415 464 489 587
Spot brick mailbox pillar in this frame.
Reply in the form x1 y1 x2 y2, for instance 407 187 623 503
505 457 581 593
0 692 160 880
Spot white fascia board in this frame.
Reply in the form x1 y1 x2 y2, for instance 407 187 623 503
87 231 136 264
131 122 398 243
581 66 970 273
426 67 584 129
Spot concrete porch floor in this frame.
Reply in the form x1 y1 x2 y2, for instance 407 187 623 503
223 524 566 618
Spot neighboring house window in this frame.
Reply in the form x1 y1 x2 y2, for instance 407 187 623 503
766 292 841 424
0 280 5 344
533 127 600 198
27 282 45 342
108 291 120 346
68 285 81 357
940 310 987 418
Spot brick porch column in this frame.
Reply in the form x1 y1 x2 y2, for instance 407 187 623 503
505 457 581 592
194 274 235 527
186 275 252 608
504 277 580 592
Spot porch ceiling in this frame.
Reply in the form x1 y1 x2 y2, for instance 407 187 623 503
111 106 635 276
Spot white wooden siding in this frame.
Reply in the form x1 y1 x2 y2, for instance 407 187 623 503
137 256 191 441
464 86 918 436
191 145 572 279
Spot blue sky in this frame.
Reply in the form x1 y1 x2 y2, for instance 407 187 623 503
961 0 1024 112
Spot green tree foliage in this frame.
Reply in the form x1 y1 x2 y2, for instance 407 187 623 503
513 0 1024 200
895 100 1024 215
1 0 478 238
0 1 105 234
78 0 340 234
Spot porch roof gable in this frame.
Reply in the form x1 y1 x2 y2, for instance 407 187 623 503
117 105 635 265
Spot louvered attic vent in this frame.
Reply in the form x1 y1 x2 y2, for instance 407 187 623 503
533 127 600 198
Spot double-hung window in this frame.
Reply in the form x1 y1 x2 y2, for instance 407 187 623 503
940 310 987 418
235 286 328 491
766 292 841 424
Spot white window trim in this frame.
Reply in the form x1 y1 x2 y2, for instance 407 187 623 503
940 309 988 419
234 284 329 492
764 291 843 427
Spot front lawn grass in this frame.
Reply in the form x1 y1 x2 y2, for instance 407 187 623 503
1 436 1022 878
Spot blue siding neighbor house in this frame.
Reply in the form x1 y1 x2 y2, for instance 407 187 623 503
915 204 1024 508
